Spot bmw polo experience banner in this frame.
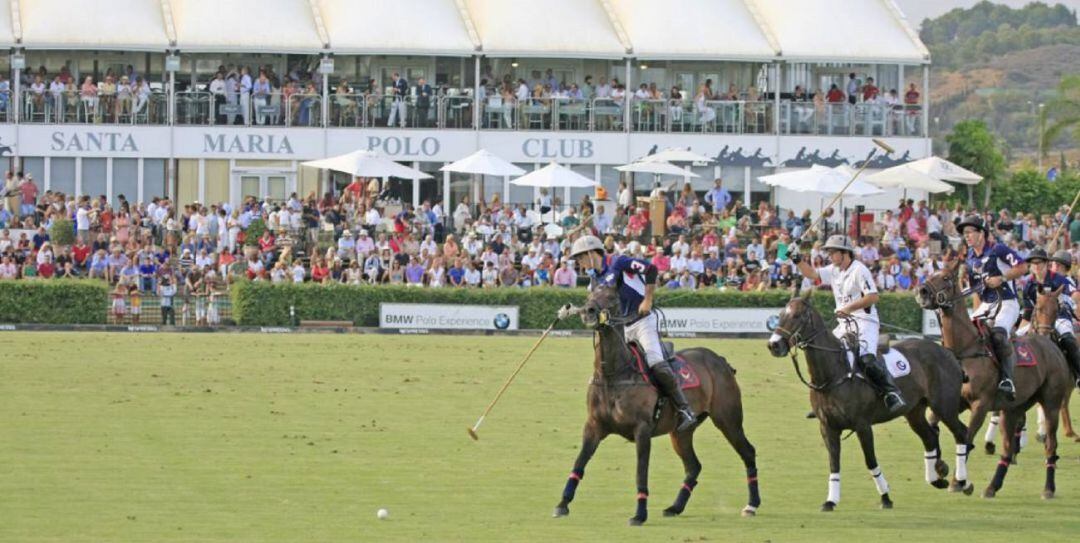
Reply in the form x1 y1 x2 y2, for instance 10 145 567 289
379 303 519 331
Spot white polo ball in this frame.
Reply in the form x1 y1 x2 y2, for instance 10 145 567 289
377 508 389 520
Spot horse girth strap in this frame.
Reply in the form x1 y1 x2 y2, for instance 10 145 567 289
790 351 851 392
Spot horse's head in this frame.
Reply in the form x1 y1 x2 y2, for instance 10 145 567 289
580 285 620 329
767 289 823 357
1034 285 1064 335
918 258 962 310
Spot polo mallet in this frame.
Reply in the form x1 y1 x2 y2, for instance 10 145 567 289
799 138 895 243
468 317 562 441
1048 187 1080 252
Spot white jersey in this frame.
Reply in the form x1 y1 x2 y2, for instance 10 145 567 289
818 260 879 324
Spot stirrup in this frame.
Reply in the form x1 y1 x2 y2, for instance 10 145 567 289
675 408 696 431
998 378 1016 400
884 392 906 413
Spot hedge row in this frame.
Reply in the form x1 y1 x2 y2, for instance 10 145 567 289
0 280 109 324
231 282 924 331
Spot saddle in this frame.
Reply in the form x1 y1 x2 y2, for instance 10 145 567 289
971 318 1038 368
626 342 701 390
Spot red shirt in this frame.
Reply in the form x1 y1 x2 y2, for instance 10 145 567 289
20 182 38 205
311 265 329 282
862 85 879 102
259 235 275 253
38 261 55 278
72 244 90 265
904 90 920 105
826 88 845 103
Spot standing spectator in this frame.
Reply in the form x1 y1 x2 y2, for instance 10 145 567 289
239 66 253 125
19 174 38 218
904 83 920 134
415 77 432 127
861 77 879 103
704 178 731 213
387 72 408 128
252 71 272 125
846 73 858 105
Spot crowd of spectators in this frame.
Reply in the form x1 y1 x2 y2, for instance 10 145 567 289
4 165 1073 323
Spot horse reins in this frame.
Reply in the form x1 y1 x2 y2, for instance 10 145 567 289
773 314 851 392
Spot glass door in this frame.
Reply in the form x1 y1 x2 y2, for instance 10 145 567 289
231 172 296 206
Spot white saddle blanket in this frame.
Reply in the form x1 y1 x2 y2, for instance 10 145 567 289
845 348 912 379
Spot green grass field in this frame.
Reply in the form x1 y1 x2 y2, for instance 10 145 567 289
3 332 1080 542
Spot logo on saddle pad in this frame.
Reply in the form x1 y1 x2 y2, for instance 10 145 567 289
628 344 702 390
845 349 912 379
1014 341 1038 367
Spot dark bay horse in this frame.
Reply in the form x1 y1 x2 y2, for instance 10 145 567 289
553 286 761 525
767 290 971 510
1031 288 1080 444
919 261 1071 498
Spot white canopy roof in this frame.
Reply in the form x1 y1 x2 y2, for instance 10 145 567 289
318 0 477 56
7 0 929 64
465 0 628 59
171 0 324 53
610 0 777 61
751 0 929 63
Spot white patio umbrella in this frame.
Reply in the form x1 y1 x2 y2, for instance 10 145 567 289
615 160 700 177
439 149 525 177
904 156 983 185
511 162 599 189
301 149 432 179
866 164 955 194
639 147 714 164
758 165 883 197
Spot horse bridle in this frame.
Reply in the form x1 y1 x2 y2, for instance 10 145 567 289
773 304 850 392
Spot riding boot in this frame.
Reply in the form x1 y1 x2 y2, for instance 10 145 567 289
651 362 696 431
1057 333 1080 389
860 353 906 414
990 327 1017 401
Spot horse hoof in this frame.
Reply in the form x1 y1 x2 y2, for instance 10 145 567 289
553 506 569 518
931 479 949 490
1043 489 1055 500
662 507 682 517
963 483 975 496
1036 433 1047 444
948 480 965 493
1066 431 1077 438
880 497 894 510
628 517 646 526
741 506 757 517
982 488 997 499
821 501 836 512
984 442 996 455
935 459 950 479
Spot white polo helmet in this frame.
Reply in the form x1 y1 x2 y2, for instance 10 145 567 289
570 235 605 258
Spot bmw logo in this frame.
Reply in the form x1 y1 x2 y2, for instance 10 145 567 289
766 315 780 332
493 313 511 330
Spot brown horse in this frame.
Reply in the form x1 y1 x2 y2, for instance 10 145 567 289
918 261 1072 498
1031 288 1080 443
553 285 760 525
767 290 970 511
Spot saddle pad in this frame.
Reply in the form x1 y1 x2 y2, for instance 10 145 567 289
844 349 911 379
882 349 912 379
628 343 701 390
1014 340 1038 367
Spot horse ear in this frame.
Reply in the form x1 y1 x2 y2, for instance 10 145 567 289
801 285 814 302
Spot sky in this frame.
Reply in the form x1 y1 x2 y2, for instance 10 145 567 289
896 0 1080 26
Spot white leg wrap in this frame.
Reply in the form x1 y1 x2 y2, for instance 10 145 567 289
827 473 841 504
985 415 999 443
924 449 938 483
956 444 969 481
1038 405 1047 436
870 466 890 495
1019 427 1029 449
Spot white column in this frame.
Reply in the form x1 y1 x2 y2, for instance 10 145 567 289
412 161 420 208
321 57 330 128
743 166 751 203
624 59 632 133
105 158 114 204
922 65 930 138
12 67 20 126
503 175 510 206
137 158 145 204
473 56 482 129
773 62 781 135
197 158 206 203
43 158 51 192
442 167 451 210
74 158 83 197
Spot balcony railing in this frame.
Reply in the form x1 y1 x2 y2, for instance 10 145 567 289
6 89 925 137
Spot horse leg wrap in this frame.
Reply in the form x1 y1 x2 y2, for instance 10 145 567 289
827 473 841 505
955 444 969 482
1017 426 1027 451
924 450 938 483
672 480 696 511
869 466 890 496
747 467 761 507
1046 455 1059 493
984 415 999 444
635 489 648 521
561 469 584 503
991 460 1009 491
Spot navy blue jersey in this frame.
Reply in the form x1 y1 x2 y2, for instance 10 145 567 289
1023 271 1076 319
593 255 654 318
966 241 1023 303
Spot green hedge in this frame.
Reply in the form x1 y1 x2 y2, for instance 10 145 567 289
0 280 109 324
231 282 924 331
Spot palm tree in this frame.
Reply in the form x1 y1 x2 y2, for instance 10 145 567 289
1042 75 1080 161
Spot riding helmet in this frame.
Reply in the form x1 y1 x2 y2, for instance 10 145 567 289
822 235 855 255
956 214 989 235
1052 250 1073 270
1026 247 1049 263
570 235 605 258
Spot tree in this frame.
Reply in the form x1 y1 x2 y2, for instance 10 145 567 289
947 120 1006 207
1042 75 1080 159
